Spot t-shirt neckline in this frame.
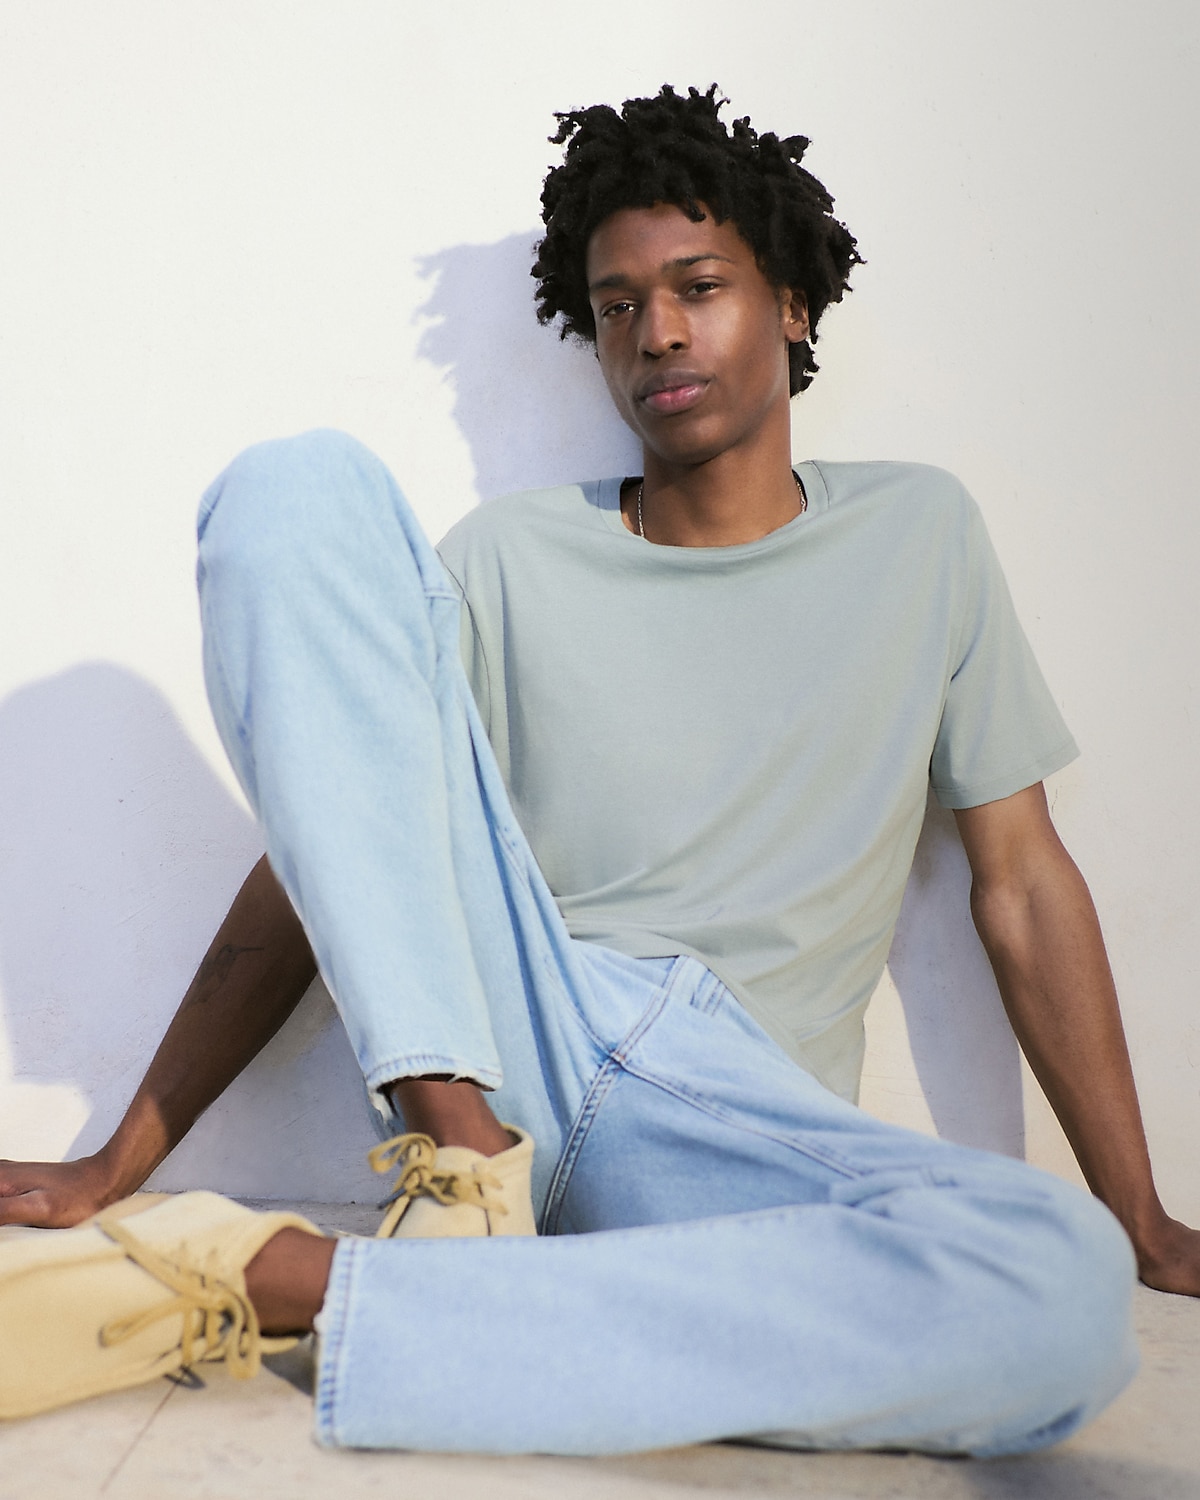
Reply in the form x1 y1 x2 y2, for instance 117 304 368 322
595 462 829 556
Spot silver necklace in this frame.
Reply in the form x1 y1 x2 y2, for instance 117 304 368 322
636 472 807 539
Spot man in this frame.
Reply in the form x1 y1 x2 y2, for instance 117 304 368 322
1 84 1196 1454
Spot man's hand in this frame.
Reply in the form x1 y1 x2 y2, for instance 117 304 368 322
0 1156 120 1229
955 784 1200 1297
0 856 317 1232
1133 1216 1200 1298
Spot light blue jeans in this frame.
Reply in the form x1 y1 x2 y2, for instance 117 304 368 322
197 430 1137 1458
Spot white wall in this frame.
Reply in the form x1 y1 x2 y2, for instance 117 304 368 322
1 2 1196 1213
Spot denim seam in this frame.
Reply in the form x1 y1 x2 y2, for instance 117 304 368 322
603 959 873 1178
472 793 607 1052
472 740 543 877
491 803 541 874
614 1054 865 1180
313 1239 358 1448
471 771 612 1051
464 729 553 910
539 1053 624 1235
540 958 694 1233
686 967 727 1016
610 956 699 1063
539 950 619 1054
200 607 255 763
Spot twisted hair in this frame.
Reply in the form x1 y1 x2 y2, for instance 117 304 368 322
532 84 862 396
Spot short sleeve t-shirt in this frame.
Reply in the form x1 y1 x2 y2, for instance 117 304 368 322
436 461 1077 1101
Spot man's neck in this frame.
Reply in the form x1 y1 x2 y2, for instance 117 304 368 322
618 408 804 549
621 433 803 548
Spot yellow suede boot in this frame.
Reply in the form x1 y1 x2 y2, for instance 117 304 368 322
0 1191 324 1420
369 1127 536 1238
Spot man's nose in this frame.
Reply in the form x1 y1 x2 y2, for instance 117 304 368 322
638 292 688 357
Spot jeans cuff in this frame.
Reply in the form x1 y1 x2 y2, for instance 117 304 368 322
312 1239 360 1448
362 1053 504 1121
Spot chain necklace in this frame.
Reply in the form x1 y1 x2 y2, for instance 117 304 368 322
636 472 807 540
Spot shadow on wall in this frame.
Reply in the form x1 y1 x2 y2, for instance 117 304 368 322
415 230 640 498
416 235 1027 1159
0 663 382 1201
888 797 1024 1156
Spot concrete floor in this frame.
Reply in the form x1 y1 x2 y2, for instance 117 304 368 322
3 1202 1199 1500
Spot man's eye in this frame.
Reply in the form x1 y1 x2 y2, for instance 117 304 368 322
601 300 634 318
688 280 719 295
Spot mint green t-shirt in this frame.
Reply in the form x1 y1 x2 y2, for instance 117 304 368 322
436 461 1078 1101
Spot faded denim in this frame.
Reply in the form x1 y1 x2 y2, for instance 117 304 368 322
197 430 1137 1457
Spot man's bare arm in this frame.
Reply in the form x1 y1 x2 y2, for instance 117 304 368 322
0 855 316 1228
955 783 1200 1296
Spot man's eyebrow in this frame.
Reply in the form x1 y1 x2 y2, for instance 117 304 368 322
588 253 736 292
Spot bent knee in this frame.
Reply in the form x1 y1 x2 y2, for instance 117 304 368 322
977 1179 1138 1453
198 429 397 557
210 428 383 494
1037 1185 1137 1383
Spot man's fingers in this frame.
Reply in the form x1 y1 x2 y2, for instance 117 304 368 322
0 1186 53 1228
0 1162 101 1228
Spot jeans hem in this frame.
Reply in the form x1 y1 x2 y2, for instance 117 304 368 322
312 1239 359 1448
363 1054 504 1100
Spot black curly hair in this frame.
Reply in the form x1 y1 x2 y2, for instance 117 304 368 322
532 84 862 396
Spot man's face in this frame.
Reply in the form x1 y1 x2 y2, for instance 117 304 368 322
585 202 808 469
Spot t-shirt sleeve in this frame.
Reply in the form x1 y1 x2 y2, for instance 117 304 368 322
929 497 1078 809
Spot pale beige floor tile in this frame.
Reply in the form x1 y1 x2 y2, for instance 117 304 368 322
1071 1285 1200 1469
0 1382 176 1499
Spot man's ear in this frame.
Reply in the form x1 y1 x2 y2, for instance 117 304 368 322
782 289 810 344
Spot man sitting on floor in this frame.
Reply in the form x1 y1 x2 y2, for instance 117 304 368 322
2 84 1197 1455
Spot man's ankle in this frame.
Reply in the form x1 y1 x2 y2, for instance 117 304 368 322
388 1077 515 1156
243 1228 336 1335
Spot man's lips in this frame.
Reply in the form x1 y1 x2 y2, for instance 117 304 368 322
636 370 710 415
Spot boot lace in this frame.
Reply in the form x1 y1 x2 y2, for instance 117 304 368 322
368 1132 507 1238
96 1213 263 1380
